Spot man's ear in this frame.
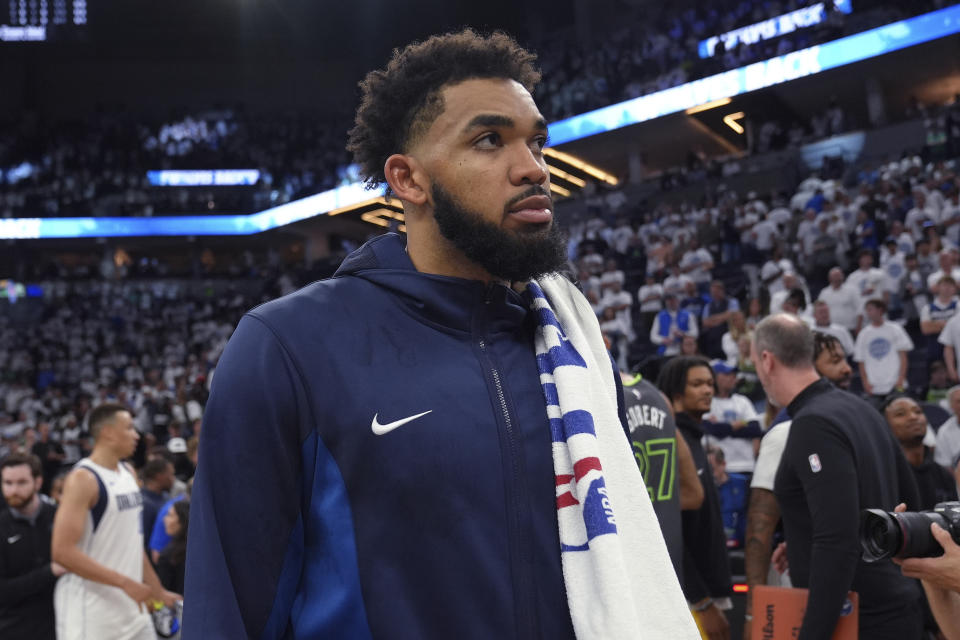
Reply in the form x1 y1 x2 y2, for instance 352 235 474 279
384 154 428 206
760 350 774 375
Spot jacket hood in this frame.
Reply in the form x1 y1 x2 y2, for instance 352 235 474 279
333 233 530 334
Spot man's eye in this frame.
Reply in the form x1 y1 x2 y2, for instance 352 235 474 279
532 135 548 151
474 133 501 149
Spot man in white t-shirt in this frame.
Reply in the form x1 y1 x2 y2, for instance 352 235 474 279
637 275 664 336
853 299 914 400
888 220 915 256
926 249 960 291
769 272 810 316
807 300 855 355
942 190 960 247
795 209 820 258
760 255 795 299
679 240 714 290
818 267 860 331
601 280 635 341
750 214 778 254
934 386 960 469
599 259 626 294
921 276 959 364
610 217 636 255
846 250 889 330
703 361 761 475
880 237 907 293
663 268 694 298
938 311 960 383
905 189 937 238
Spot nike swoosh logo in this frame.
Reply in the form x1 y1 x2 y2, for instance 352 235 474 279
372 410 433 436
7 534 21 544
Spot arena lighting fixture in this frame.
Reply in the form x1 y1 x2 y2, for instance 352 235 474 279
543 148 619 186
684 98 733 115
326 196 397 217
547 165 587 187
723 112 746 134
550 183 572 197
733 584 750 593
361 209 406 233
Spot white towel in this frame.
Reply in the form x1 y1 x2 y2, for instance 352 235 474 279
526 276 699 640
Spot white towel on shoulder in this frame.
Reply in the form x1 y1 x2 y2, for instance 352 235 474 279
526 275 699 640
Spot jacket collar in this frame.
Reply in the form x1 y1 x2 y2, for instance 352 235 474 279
334 233 532 334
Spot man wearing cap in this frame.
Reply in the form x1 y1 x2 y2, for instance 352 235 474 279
650 293 698 357
703 360 762 480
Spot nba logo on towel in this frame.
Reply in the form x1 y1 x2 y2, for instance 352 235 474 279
808 453 822 473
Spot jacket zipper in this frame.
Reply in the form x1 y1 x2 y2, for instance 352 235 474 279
478 331 536 638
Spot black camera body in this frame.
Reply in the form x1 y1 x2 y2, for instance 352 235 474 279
860 501 960 562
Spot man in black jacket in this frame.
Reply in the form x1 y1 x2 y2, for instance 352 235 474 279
658 356 734 640
752 314 923 640
0 452 65 640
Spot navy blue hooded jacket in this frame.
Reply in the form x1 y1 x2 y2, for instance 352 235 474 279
183 233 614 639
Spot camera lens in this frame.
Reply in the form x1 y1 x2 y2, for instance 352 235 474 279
860 509 903 561
898 512 949 560
860 509 951 561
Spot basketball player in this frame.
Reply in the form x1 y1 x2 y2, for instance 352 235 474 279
51 403 179 640
620 370 703 583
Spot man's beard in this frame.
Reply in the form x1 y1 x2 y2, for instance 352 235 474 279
431 183 568 282
832 373 851 390
4 491 34 510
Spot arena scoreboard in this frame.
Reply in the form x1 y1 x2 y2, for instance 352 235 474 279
1 0 87 42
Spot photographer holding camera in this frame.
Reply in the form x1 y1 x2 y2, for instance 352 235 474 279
752 314 923 639
891 503 960 639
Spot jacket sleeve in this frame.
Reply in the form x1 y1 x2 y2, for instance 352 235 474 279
183 313 312 640
0 562 57 606
785 416 862 640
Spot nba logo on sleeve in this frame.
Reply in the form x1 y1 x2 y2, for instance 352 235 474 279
808 453 822 473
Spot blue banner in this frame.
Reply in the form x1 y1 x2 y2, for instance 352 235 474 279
549 3 960 146
698 0 853 58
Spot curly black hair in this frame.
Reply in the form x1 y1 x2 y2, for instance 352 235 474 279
347 29 541 188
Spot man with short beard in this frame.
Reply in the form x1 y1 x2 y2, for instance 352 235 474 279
186 30 695 640
0 453 64 640
882 395 958 510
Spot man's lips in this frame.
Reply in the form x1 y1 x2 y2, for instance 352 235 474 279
508 195 553 223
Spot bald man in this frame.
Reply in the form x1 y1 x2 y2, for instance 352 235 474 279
751 314 922 640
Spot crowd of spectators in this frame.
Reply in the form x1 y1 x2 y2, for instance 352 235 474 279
0 107 353 219
532 0 954 122
3 0 957 223
1 101 960 640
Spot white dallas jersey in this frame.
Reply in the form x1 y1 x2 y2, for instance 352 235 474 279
55 458 154 640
